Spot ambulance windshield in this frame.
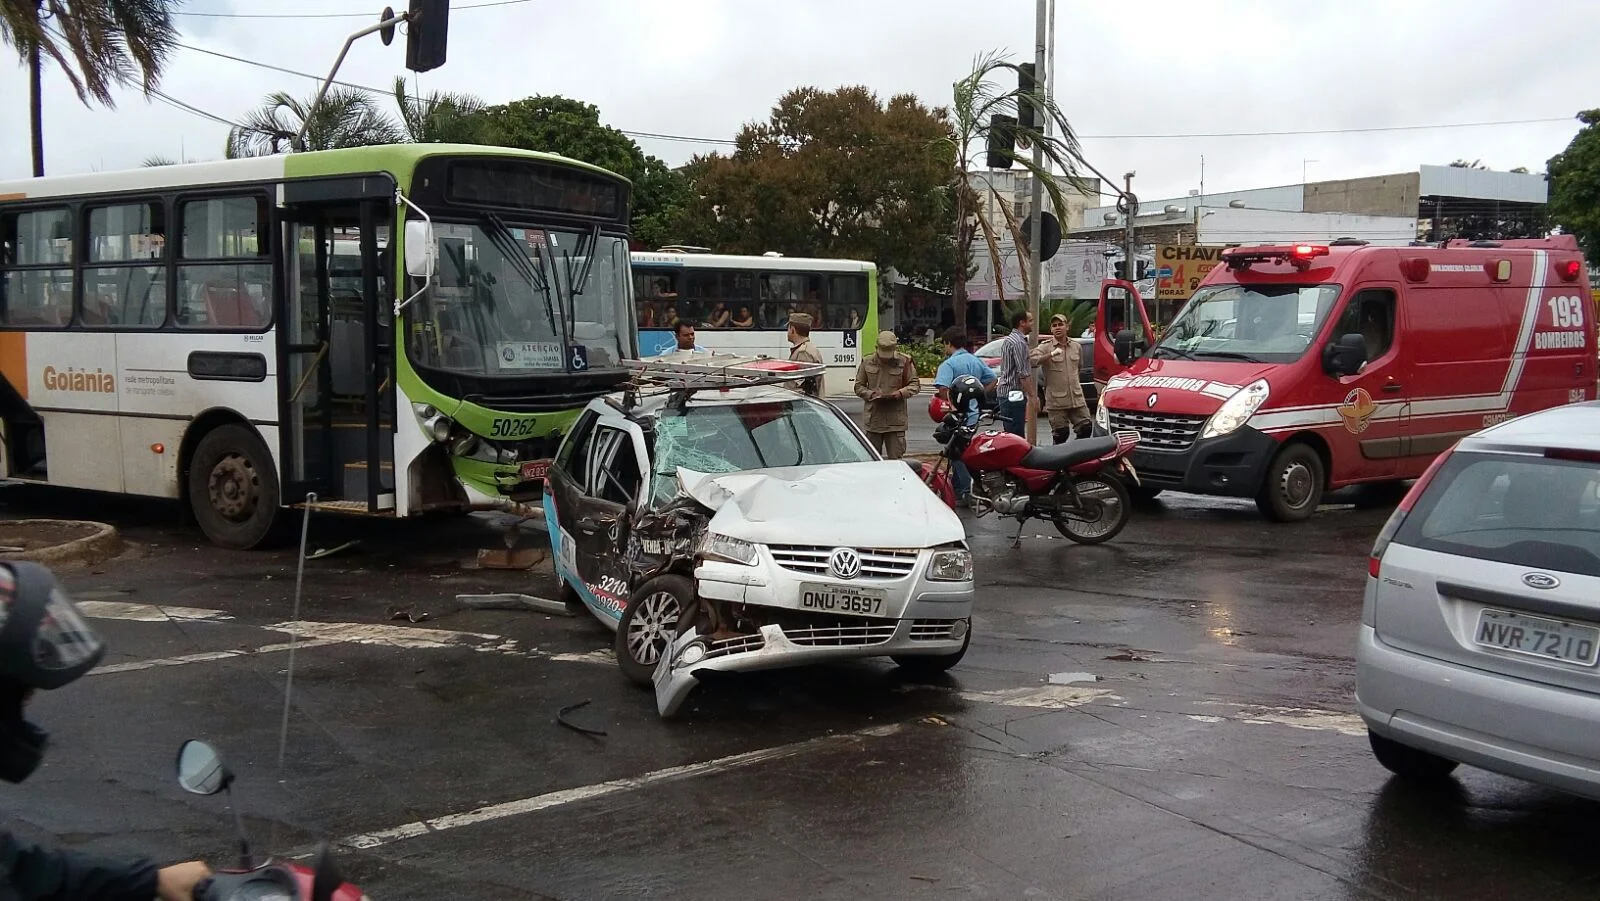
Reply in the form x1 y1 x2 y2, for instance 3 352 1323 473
1155 284 1342 363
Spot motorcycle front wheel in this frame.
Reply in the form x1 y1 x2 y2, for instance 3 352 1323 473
1052 474 1132 544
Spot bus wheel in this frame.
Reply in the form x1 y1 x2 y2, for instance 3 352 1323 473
1256 442 1324 523
188 424 282 550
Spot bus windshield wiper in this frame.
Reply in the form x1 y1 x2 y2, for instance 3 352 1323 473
480 213 558 340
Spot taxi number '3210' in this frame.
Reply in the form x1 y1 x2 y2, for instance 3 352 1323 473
490 418 537 439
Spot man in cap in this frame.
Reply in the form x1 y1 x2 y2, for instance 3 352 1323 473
786 312 823 396
1029 312 1092 443
853 330 921 459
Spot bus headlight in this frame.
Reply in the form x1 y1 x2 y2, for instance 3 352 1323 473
1200 379 1270 440
412 403 454 443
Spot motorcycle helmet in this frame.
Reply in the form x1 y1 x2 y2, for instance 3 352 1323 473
928 396 954 423
949 374 984 413
0 562 106 783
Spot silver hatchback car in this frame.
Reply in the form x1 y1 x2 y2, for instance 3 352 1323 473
1357 401 1600 798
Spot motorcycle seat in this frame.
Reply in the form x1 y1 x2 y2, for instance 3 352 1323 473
1020 436 1119 471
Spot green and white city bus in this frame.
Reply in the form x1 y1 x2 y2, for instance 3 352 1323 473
0 144 637 548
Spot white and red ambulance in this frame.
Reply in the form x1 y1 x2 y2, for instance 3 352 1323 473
1090 236 1595 520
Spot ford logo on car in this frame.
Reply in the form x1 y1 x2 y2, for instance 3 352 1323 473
1522 572 1561 590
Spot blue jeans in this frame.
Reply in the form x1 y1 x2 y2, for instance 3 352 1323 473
999 398 1028 437
952 460 972 499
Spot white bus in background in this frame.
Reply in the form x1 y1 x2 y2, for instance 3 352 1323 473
630 250 879 397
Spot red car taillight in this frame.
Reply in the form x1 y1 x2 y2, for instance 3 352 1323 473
1368 445 1455 578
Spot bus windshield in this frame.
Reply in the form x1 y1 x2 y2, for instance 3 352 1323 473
1153 283 1342 364
407 220 630 375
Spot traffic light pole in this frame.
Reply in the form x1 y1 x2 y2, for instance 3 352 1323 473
294 11 409 151
1026 0 1046 444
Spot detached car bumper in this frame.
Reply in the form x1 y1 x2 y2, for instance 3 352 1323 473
653 616 971 717
1356 624 1600 801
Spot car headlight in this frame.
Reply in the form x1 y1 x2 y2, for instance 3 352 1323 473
698 532 757 566
928 549 973 582
1200 378 1271 440
1094 397 1110 432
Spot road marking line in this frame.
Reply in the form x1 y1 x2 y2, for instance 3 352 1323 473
1193 702 1366 736
91 640 343 675
80 601 234 622
338 722 907 850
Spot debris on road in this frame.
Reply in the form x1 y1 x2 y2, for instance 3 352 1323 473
455 593 572 616
557 700 607 736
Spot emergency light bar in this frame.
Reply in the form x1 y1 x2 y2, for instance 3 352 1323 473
1221 244 1330 271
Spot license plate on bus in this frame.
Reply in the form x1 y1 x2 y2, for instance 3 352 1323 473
519 459 552 482
799 583 887 616
1473 608 1600 667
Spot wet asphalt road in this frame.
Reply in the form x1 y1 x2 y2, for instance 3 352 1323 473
4 473 1600 899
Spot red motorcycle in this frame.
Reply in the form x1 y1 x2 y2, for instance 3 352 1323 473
176 738 368 901
922 391 1141 547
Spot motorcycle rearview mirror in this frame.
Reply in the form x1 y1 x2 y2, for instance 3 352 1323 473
176 739 231 796
311 842 345 901
175 739 254 871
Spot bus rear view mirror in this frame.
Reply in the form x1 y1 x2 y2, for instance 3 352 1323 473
404 220 437 279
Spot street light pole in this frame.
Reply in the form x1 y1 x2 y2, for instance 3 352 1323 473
1025 0 1047 445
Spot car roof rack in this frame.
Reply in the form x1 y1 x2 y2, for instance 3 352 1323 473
618 352 827 411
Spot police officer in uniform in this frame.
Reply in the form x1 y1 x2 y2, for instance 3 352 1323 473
786 312 823 396
853 330 920 459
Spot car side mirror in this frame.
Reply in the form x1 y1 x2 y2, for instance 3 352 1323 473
1324 332 1368 376
1114 328 1140 365
404 220 437 278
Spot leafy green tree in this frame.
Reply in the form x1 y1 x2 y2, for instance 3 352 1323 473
2 0 181 176
948 51 1094 318
392 76 485 143
468 95 690 249
674 85 957 290
1547 110 1600 259
226 86 403 157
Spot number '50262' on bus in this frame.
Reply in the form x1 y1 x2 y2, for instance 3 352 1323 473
0 143 638 549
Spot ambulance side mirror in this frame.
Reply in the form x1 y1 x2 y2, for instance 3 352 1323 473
1114 329 1140 366
1324 333 1368 377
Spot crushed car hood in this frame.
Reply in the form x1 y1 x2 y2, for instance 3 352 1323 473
677 461 965 548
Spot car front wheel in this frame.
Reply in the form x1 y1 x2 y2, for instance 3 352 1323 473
615 574 691 686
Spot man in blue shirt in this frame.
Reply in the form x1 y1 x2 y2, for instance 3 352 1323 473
934 327 996 505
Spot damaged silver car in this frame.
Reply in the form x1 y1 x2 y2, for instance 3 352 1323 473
542 354 975 717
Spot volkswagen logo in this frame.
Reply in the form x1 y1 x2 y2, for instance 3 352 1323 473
1146 392 1159 408
828 547 862 580
1522 572 1561 590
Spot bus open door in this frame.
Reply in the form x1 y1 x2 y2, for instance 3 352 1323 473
1093 279 1157 392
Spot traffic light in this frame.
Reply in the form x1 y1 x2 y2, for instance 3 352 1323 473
985 114 1016 169
1017 63 1037 131
1113 260 1127 280
406 0 450 73
1137 261 1151 280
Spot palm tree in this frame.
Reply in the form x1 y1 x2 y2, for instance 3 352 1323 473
946 51 1094 317
226 86 403 158
392 76 486 143
2 0 181 177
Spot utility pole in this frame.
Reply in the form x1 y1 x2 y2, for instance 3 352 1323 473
1123 171 1139 334
1025 0 1047 445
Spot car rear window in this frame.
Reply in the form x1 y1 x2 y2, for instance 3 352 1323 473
1395 451 1600 576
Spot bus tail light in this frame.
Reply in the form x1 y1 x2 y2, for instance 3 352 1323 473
1368 445 1455 578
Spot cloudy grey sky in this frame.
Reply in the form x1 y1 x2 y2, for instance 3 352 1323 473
2 0 1595 204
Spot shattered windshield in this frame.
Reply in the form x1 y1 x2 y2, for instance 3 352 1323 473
404 220 630 375
1155 284 1341 364
648 400 875 506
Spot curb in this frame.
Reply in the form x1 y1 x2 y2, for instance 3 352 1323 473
0 520 123 568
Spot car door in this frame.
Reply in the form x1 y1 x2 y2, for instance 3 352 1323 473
1322 286 1402 482
570 420 649 622
545 409 600 604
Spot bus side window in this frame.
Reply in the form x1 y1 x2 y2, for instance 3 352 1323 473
829 273 868 331
0 207 74 328
175 195 272 330
84 202 168 328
